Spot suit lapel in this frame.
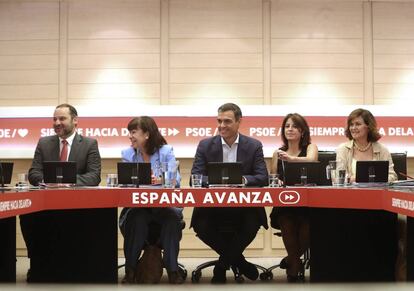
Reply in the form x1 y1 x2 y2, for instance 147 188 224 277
212 136 223 162
68 133 81 161
237 134 247 163
50 135 60 160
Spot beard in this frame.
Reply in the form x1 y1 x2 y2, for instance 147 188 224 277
54 124 75 138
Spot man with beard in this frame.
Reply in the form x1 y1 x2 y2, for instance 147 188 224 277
20 103 101 282
28 103 101 186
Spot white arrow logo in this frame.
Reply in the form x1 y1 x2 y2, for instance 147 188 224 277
285 194 294 200
279 191 300 204
168 128 180 136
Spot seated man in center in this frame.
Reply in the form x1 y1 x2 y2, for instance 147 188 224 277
191 103 268 283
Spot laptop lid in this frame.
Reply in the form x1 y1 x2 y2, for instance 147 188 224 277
283 161 321 186
207 162 243 186
0 162 13 185
356 160 389 183
42 161 77 184
117 162 152 186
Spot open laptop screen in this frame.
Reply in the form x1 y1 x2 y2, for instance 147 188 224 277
43 161 77 184
117 162 152 186
283 161 321 186
207 162 243 186
0 162 13 186
355 160 389 183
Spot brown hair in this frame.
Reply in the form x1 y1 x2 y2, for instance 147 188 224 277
345 108 381 142
218 103 242 121
56 103 78 119
280 113 311 151
127 116 167 155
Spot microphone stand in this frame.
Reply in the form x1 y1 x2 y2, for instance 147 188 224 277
281 159 286 188
135 163 140 188
0 162 4 189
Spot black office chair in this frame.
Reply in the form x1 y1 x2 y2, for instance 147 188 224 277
264 232 310 280
391 152 407 181
191 221 268 283
119 220 187 282
317 151 337 185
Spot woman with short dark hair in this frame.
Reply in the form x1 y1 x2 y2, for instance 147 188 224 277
119 116 183 284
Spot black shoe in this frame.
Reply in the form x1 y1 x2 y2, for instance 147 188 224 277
279 256 288 269
287 273 305 283
237 257 258 281
168 271 184 284
122 266 136 284
211 264 226 284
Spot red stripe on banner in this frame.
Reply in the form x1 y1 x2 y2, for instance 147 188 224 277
307 187 385 210
1 116 414 157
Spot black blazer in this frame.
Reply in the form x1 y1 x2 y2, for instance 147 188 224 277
190 134 269 229
28 133 101 186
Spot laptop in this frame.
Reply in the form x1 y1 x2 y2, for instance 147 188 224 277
43 161 77 184
0 162 13 186
283 161 321 186
356 160 389 183
207 162 243 187
117 162 152 186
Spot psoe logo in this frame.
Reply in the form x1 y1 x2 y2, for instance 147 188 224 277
278 191 300 204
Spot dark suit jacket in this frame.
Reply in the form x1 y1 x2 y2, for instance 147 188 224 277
190 134 269 229
28 133 101 186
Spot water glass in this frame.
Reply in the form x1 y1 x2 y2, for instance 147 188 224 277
17 173 29 188
191 174 203 188
162 161 177 188
326 160 347 186
268 173 279 187
106 173 118 187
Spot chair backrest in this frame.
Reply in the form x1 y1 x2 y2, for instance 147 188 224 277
318 151 337 186
391 152 407 180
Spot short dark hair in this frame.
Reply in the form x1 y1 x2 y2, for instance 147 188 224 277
218 103 242 121
56 103 78 119
345 108 381 142
127 116 167 155
280 113 311 151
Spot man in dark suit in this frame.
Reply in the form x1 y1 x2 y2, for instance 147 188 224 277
21 103 102 282
28 104 101 186
191 103 268 283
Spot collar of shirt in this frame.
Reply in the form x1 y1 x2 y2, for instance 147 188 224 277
221 134 239 163
59 131 76 147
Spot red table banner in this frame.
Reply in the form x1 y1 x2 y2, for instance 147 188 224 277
1 187 414 219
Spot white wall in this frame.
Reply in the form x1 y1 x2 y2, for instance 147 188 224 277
1 0 414 108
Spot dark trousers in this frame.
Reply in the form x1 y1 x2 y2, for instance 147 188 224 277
120 208 183 272
192 208 261 267
20 211 58 276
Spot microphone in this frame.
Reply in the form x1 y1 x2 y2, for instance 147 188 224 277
281 159 287 188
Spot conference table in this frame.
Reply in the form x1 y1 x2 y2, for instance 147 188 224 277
0 185 413 283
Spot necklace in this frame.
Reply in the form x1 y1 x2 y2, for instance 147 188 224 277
353 141 372 152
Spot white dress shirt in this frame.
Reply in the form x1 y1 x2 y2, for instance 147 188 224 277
59 131 76 161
